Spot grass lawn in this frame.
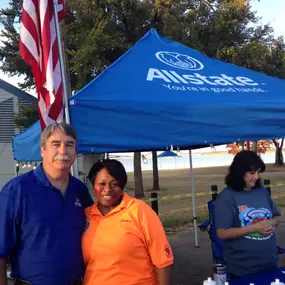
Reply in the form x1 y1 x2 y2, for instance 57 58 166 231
124 163 285 235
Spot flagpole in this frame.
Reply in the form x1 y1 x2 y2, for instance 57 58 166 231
53 0 79 178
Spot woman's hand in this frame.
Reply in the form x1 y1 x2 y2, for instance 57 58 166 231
217 218 276 240
250 220 274 235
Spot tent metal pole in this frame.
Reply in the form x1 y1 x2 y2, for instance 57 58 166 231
72 157 79 179
189 149 199 247
14 161 18 177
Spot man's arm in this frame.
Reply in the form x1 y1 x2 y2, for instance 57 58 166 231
156 265 172 285
0 258 7 285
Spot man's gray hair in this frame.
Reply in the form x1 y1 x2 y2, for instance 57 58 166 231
40 122 77 148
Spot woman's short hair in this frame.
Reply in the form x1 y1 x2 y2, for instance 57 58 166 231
88 159 128 189
225 150 265 191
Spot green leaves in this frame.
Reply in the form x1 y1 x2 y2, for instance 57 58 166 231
1 0 285 94
14 104 39 129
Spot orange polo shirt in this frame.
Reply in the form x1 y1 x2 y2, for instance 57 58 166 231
82 193 173 285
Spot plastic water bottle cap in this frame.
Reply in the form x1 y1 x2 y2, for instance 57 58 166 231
203 277 216 285
271 279 285 285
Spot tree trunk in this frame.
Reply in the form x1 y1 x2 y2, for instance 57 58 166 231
134 152 144 198
275 148 284 166
152 151 160 190
247 141 251 150
252 141 257 153
273 139 284 166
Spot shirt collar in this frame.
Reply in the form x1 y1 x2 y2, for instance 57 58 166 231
119 193 133 209
33 163 72 188
33 163 52 187
90 193 134 217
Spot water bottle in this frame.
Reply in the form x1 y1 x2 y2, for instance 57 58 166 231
203 277 216 285
271 279 285 285
212 264 227 285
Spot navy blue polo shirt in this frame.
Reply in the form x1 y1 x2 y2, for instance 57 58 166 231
0 165 93 285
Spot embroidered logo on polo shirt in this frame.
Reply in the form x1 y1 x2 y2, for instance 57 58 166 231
84 220 90 232
164 244 172 258
120 219 131 223
75 197 82 207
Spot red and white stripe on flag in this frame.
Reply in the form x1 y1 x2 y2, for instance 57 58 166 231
19 0 66 130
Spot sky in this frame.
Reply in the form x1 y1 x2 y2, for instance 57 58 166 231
0 0 285 92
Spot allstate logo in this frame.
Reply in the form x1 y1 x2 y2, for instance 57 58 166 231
155 51 204 71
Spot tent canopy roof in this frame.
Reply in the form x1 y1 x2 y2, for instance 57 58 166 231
13 28 285 161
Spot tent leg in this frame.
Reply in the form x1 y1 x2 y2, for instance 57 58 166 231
189 149 199 248
71 157 79 178
14 161 18 177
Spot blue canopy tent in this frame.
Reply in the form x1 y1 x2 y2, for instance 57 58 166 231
13 120 42 162
13 28 285 245
13 28 285 159
157 151 178 158
69 29 285 153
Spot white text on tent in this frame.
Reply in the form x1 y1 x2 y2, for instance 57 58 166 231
146 68 260 87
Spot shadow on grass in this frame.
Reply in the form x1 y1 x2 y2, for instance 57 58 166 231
160 207 209 237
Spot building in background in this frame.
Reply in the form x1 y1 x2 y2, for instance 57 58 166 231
0 79 37 187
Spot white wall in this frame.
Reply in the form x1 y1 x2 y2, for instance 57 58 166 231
0 143 15 188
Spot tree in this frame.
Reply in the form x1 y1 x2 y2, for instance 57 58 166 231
227 140 271 155
64 0 154 90
14 104 39 129
152 151 160 190
133 152 144 198
0 0 154 91
272 139 284 166
264 37 285 79
2 0 285 190
2 0 283 92
0 0 35 90
252 141 257 153
227 140 284 166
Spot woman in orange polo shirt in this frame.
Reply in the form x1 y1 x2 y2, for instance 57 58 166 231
82 159 173 285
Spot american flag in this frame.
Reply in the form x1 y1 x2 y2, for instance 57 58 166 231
19 0 66 129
